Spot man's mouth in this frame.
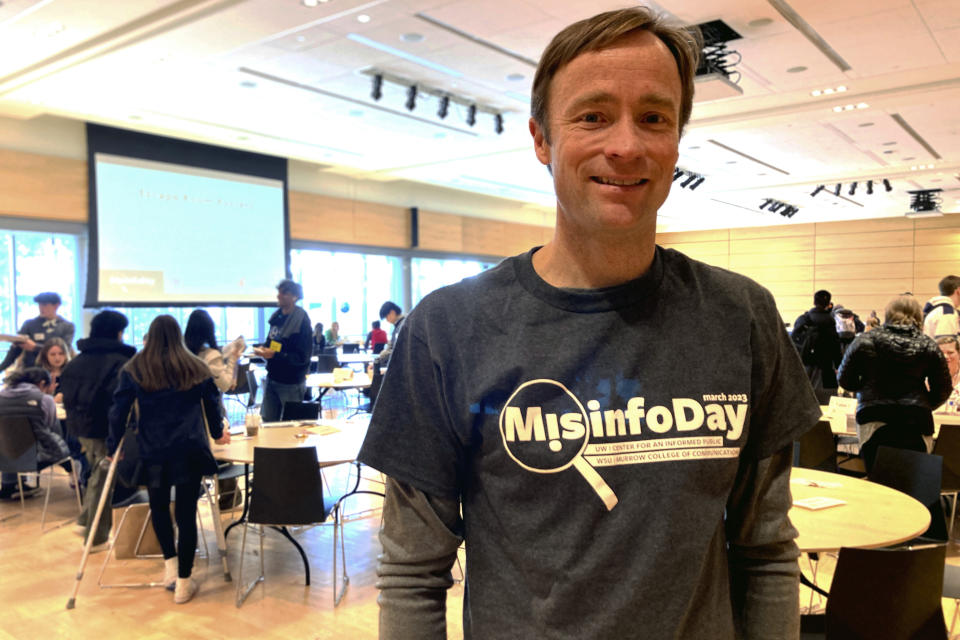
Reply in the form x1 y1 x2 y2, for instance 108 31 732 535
591 177 648 186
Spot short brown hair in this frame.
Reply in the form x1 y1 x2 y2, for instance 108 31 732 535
530 7 702 141
939 275 960 296
125 315 211 392
884 295 923 329
937 335 959 350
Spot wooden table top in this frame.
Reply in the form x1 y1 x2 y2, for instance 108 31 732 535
210 420 369 466
305 372 371 389
790 467 930 552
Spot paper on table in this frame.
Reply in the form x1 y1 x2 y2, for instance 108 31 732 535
791 477 842 488
793 496 847 510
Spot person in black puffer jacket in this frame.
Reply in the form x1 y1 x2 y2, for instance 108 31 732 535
838 294 952 471
59 310 136 549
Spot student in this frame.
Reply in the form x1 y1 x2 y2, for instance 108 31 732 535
358 8 820 638
107 315 229 603
0 292 76 372
184 309 245 393
253 280 312 422
364 320 389 354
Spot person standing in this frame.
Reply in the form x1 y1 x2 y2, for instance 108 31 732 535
923 275 960 339
374 301 404 367
254 279 312 422
792 290 843 403
839 295 952 470
107 315 229 603
184 309 245 393
0 292 76 373
60 310 135 551
358 8 820 638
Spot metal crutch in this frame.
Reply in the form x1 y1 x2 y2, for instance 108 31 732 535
66 434 124 609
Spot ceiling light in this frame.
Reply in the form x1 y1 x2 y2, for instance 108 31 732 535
239 80 257 88
682 174 698 188
400 33 424 43
824 88 835 95
506 73 525 82
302 0 318 6
833 183 842 196
748 18 774 28
405 85 417 111
811 90 823 97
858 122 874 127
883 179 892 192
437 95 449 119
848 182 857 195
370 74 382 101
866 180 873 195
357 14 371 23
494 114 504 135
787 66 807 73
466 104 476 127
832 106 843 113
347 33 462 78
856 102 868 109
769 202 783 212
810 185 825 197
837 86 847 92
759 199 772 210
673 168 684 182
690 177 705 190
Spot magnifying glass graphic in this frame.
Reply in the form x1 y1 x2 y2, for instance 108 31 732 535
499 379 618 511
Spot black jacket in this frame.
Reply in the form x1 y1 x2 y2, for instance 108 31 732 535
264 308 313 384
60 338 136 439
793 307 843 387
838 323 952 433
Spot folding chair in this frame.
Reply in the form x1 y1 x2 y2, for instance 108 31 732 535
0 415 81 530
869 446 949 543
341 343 359 354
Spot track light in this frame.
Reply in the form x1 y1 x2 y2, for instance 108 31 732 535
673 168 684 181
848 182 857 196
405 85 417 111
466 104 476 127
833 183 842 196
682 174 698 188
783 206 798 218
866 180 873 195
811 185 825 197
690 176 705 190
769 202 783 212
759 199 772 210
371 74 383 101
883 179 892 192
494 113 503 135
437 95 449 119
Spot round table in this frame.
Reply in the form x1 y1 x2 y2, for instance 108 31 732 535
790 468 930 552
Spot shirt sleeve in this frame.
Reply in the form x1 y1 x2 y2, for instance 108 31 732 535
204 348 236 393
201 378 224 439
726 444 800 639
376 477 463 640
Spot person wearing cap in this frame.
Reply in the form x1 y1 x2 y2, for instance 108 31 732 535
0 292 75 373
253 279 312 422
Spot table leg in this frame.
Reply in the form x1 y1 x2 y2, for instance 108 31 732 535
224 463 251 539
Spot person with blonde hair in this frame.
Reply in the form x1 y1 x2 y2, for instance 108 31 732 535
37 337 70 400
107 315 229 603
839 295 952 470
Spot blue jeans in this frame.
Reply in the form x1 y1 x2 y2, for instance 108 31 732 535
260 378 307 422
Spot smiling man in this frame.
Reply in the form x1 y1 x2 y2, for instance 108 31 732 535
359 8 820 639
253 279 312 422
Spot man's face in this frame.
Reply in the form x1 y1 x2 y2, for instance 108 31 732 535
529 30 682 237
38 303 59 319
384 310 398 325
276 289 297 310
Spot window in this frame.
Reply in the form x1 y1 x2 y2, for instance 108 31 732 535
411 257 496 307
290 248 403 341
111 306 263 348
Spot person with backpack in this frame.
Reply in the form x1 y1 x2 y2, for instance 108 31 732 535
831 304 863 355
923 275 960 339
792 290 843 403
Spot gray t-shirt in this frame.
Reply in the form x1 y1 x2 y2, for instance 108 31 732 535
359 246 820 639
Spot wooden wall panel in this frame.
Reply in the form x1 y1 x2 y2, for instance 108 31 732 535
658 229 728 244
730 236 815 254
914 229 960 246
814 230 913 251
914 244 960 262
915 261 960 282
417 209 463 252
659 240 729 256
815 246 914 266
502 223 545 256
0 149 86 222
815 218 913 234
827 278 914 296
353 202 409 249
462 217 505 256
815 262 914 281
729 251 813 269
732 265 814 283
728 224 815 240
288 191 354 243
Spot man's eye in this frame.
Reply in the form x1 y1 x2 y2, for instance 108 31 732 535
643 113 666 124
582 113 601 123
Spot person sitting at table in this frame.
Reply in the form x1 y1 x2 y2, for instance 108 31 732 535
374 301 404 368
37 337 87 488
312 322 326 355
107 315 230 604
324 321 342 347
0 292 76 374
838 294 952 470
0 367 71 499
184 309 245 393
937 335 960 412
253 280 313 422
364 320 388 354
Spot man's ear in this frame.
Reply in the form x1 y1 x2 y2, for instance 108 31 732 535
529 117 551 168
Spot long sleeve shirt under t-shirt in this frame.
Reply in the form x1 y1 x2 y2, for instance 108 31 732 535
263 308 312 385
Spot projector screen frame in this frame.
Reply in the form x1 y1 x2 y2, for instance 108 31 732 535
85 123 290 307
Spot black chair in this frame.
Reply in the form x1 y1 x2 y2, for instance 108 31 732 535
932 424 960 539
0 415 81 530
372 343 385 355
235 447 351 607
794 420 838 473
869 446 948 543
322 346 338 356
341 343 359 354
314 354 339 374
801 544 948 640
280 401 319 422
245 369 259 409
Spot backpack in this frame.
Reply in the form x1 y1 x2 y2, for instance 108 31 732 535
835 312 856 340
792 313 821 366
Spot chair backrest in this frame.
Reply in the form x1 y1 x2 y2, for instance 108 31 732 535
869 446 948 541
245 369 259 408
0 416 38 473
793 420 838 473
826 544 947 639
933 424 960 493
248 446 330 525
315 354 339 373
281 401 319 421
341 343 359 354
232 361 251 395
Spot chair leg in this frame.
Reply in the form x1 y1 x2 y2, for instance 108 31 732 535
235 523 265 607
203 476 231 581
39 467 54 531
949 493 958 542
333 503 349 607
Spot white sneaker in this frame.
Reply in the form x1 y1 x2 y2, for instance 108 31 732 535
72 524 86 537
163 557 178 591
174 577 198 604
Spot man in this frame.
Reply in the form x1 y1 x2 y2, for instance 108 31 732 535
0 292 76 372
923 275 960 339
374 301 404 367
364 320 389 354
358 8 820 639
60 310 135 551
254 279 312 422
793 290 844 403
